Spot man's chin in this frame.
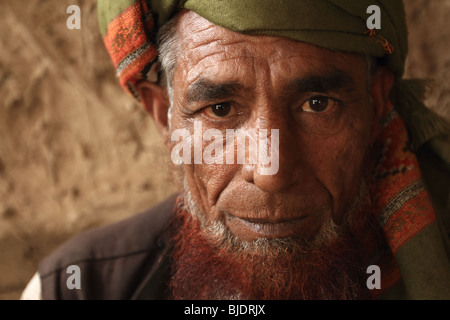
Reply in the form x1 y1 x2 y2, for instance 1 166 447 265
204 211 342 257
181 180 335 251
167 202 383 300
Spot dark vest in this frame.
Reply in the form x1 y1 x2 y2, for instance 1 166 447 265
39 194 178 300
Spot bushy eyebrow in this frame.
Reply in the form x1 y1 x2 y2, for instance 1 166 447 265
289 69 355 94
186 78 245 103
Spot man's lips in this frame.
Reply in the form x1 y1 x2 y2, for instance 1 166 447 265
224 213 310 241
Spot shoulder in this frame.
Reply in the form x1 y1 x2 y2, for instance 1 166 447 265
38 193 178 299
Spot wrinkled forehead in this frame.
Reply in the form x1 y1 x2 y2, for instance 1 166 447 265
174 10 366 85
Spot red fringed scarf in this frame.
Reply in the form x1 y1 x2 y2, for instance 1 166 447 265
370 102 436 296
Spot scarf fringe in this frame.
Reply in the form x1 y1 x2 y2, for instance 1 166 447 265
391 79 450 152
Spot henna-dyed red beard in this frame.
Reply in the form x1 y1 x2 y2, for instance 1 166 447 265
168 186 389 300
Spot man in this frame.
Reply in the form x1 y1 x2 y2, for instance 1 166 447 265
22 0 450 299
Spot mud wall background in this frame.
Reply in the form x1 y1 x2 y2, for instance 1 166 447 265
0 0 449 299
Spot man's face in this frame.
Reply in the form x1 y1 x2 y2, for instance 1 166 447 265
169 11 375 243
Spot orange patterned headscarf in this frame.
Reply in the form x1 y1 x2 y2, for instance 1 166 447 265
369 102 437 296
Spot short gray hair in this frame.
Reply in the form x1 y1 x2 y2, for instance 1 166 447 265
157 15 180 110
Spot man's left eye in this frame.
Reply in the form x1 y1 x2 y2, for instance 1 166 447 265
300 96 336 113
204 102 236 118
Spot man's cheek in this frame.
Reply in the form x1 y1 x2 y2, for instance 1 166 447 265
179 151 236 218
306 132 368 209
182 163 211 212
194 161 239 209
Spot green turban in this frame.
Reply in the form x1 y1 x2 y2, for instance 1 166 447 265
182 0 406 76
98 0 406 79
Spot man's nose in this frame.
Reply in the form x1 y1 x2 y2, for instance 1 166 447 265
241 117 301 193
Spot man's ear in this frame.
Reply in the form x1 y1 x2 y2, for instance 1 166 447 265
371 66 395 120
369 66 395 142
136 81 171 142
